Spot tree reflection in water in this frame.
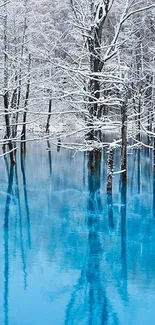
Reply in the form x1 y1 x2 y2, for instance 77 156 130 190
120 181 128 302
21 152 31 249
65 150 119 325
15 160 27 289
3 152 32 324
4 164 14 325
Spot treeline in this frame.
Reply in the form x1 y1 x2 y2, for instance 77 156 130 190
0 0 155 177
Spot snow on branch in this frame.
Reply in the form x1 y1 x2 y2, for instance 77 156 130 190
94 0 106 26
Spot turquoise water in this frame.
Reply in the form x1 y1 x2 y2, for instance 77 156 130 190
0 143 155 325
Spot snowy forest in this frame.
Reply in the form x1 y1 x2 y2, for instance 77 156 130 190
0 0 155 176
1 1 155 325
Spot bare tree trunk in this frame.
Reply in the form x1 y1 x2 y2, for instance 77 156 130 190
11 80 18 138
86 1 111 140
10 18 18 138
107 145 114 193
88 7 103 120
3 0 15 165
46 91 52 133
121 91 127 183
21 53 31 152
137 94 141 142
16 0 28 136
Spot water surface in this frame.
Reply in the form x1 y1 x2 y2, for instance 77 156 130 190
0 143 155 325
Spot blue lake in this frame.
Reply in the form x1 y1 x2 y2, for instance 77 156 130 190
0 143 155 325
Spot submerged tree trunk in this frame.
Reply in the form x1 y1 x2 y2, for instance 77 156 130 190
88 149 102 211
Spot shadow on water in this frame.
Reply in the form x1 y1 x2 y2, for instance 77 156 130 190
4 163 14 325
65 150 119 325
